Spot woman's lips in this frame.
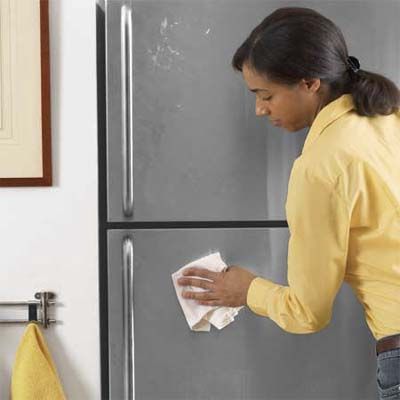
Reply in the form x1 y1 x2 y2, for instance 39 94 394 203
271 120 282 126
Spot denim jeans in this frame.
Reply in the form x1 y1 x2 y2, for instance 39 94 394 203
377 346 400 400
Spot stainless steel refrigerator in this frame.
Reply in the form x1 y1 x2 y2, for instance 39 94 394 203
97 1 399 399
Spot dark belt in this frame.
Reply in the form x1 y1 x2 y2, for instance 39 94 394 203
376 333 400 355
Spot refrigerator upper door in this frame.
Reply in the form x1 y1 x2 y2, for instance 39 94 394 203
108 229 377 400
106 0 400 222
106 0 309 222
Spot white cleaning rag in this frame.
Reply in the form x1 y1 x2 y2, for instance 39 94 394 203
171 252 244 331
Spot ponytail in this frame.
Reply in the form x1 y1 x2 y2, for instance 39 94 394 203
348 70 400 116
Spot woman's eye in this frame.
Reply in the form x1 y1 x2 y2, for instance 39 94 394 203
262 96 272 101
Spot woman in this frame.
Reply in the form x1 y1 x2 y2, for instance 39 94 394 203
177 7 400 399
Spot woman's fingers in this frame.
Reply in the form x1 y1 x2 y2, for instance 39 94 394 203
181 289 218 301
197 300 223 306
181 267 220 281
178 276 213 290
178 267 226 304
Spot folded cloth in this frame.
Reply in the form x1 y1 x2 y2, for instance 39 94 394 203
11 322 66 400
171 252 244 331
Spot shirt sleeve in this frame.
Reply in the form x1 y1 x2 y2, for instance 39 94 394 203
246 162 351 333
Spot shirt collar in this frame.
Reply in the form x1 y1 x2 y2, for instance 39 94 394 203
301 93 355 154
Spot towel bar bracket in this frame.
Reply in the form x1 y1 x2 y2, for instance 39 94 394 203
0 291 57 329
35 292 55 300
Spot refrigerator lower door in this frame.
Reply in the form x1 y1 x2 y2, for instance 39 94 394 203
107 228 377 400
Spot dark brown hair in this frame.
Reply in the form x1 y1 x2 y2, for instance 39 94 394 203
232 7 400 117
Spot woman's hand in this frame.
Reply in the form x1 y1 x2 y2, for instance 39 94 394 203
177 265 258 307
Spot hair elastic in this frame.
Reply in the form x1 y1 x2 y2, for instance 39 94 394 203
347 56 360 73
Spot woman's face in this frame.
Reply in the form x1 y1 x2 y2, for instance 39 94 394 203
241 63 323 132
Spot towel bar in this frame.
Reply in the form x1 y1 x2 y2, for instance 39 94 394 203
0 291 57 329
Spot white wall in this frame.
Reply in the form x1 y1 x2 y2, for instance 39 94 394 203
0 1 100 399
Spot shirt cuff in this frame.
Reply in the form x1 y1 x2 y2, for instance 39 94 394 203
246 276 278 317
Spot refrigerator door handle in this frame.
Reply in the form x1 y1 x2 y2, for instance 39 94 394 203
121 5 134 217
122 236 135 399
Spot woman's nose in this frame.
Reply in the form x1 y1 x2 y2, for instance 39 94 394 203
255 99 269 116
255 106 269 117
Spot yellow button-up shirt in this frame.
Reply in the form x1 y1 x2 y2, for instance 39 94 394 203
246 94 400 340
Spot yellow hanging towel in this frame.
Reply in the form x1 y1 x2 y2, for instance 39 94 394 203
11 322 66 400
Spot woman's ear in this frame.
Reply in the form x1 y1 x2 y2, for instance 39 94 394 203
301 78 321 93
